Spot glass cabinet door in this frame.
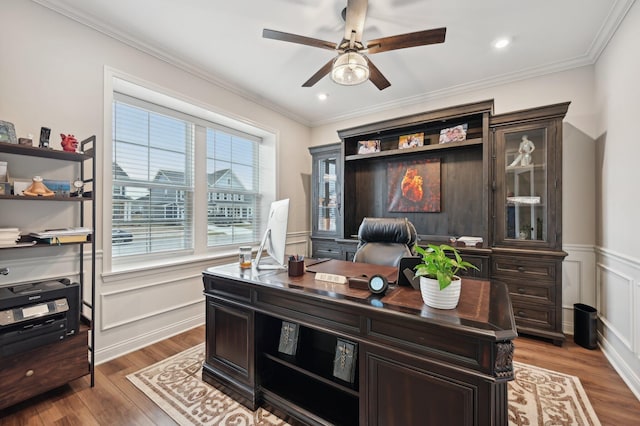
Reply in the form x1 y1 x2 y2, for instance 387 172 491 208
310 143 342 237
495 123 557 247
316 155 338 232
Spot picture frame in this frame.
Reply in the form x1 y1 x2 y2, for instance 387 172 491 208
357 140 380 154
439 123 468 144
43 179 71 197
333 338 358 383
398 132 424 149
0 120 18 144
278 321 300 356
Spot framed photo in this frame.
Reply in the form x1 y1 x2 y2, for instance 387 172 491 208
43 179 71 197
439 123 468 144
357 140 380 154
0 120 18 144
398 132 424 149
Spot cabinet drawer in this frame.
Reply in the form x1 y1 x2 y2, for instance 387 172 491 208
312 240 342 260
511 303 556 331
0 330 89 410
504 280 555 304
492 255 556 281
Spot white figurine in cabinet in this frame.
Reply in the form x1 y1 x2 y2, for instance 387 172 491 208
509 135 535 167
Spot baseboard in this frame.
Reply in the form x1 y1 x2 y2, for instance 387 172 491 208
95 314 204 365
598 332 640 401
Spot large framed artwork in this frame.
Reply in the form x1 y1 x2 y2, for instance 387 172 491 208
388 159 441 212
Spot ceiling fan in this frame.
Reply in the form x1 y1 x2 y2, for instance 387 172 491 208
262 0 446 90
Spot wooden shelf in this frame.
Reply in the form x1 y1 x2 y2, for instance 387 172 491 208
261 357 359 426
0 141 92 162
263 352 358 396
0 194 91 201
345 137 483 161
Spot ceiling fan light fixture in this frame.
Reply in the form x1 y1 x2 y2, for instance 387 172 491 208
331 52 369 86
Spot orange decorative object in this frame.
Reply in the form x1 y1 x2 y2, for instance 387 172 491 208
60 134 78 152
23 176 55 197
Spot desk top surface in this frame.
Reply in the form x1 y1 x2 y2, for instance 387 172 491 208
203 259 516 339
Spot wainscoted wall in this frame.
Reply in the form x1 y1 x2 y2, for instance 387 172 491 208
562 244 598 333
595 247 640 399
95 231 309 364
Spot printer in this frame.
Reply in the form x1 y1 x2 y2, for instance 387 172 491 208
0 279 80 357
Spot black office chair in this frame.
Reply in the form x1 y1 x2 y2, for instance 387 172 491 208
353 217 417 267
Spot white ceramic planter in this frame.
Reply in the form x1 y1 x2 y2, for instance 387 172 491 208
420 276 462 309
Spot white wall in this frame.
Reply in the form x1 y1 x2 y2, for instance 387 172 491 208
593 0 640 399
0 0 311 363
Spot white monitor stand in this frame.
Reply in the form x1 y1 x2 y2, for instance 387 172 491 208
254 229 286 270
254 198 290 270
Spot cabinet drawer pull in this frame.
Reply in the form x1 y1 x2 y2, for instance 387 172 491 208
25 369 34 377
517 288 526 294
517 266 525 272
517 311 527 317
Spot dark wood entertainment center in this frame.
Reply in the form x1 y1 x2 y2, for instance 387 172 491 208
309 100 569 345
202 261 517 425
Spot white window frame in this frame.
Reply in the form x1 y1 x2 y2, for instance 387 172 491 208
102 71 278 274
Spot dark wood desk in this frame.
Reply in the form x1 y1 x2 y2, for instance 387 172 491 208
202 260 517 426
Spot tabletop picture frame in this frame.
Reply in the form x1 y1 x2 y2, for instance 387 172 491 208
0 120 17 144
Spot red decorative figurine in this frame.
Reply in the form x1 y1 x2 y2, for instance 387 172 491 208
60 134 78 152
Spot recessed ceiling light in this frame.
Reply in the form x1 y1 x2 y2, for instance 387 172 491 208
494 38 510 49
317 93 328 101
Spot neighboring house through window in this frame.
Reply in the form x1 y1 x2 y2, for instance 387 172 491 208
110 79 273 267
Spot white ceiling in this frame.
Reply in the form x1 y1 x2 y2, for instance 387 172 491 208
34 0 634 126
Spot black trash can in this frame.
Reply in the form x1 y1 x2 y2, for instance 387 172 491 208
574 303 597 349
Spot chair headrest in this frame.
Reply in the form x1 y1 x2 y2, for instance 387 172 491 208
357 217 417 246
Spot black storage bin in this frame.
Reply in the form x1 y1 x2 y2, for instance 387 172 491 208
574 303 597 349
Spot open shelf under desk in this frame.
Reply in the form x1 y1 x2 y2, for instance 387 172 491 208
263 351 358 396
261 357 359 426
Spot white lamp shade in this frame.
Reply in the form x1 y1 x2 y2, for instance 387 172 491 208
331 52 370 86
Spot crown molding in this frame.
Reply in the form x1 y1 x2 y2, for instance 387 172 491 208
31 0 313 126
32 0 635 129
585 0 636 62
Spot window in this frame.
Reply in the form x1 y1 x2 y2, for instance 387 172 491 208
111 87 266 263
112 100 194 257
206 128 259 246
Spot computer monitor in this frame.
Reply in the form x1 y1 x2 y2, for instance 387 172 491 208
255 198 290 270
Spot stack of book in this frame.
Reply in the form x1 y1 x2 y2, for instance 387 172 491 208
0 228 21 247
30 227 92 245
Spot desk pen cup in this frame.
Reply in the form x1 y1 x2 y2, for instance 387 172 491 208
288 257 304 276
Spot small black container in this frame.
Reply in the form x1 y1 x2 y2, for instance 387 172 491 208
288 259 304 277
573 303 597 349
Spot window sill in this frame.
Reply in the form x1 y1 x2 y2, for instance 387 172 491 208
102 248 241 283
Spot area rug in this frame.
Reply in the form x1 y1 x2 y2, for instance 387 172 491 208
127 343 600 426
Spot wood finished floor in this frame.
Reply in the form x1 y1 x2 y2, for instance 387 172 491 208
1 326 638 425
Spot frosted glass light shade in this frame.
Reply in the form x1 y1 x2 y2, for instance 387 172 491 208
331 52 370 86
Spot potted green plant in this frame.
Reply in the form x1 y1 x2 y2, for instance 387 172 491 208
414 244 478 309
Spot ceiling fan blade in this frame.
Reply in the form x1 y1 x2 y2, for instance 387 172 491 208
366 27 446 54
344 0 368 43
302 59 335 87
365 57 391 90
263 29 337 51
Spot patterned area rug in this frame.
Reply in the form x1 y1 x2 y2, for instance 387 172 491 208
127 343 600 426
